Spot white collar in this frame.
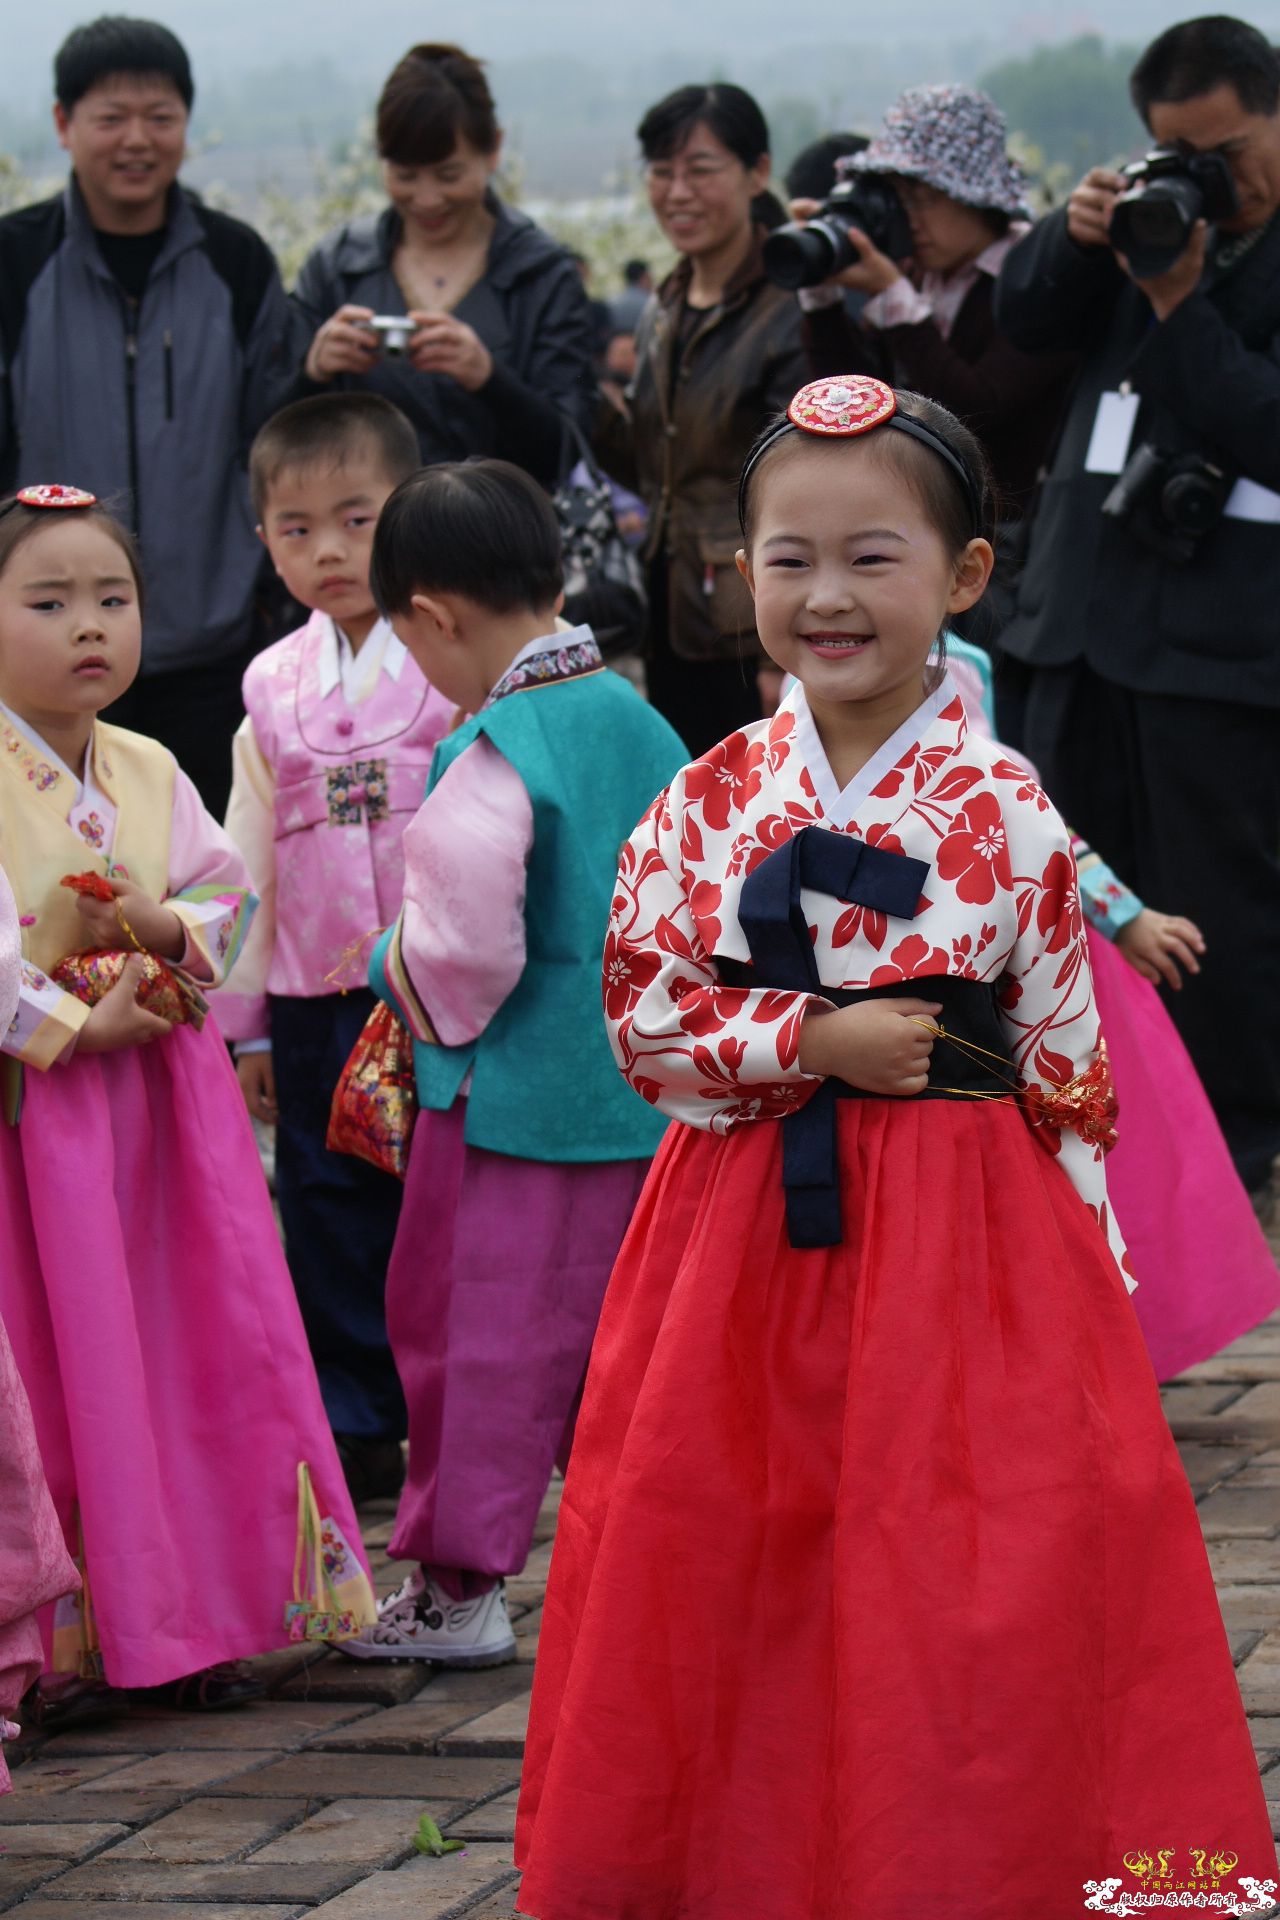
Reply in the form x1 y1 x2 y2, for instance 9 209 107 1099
783 675 956 829
316 615 408 703
504 622 594 677
970 222 1031 281
0 699 99 804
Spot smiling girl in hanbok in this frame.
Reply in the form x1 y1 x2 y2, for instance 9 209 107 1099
0 486 373 1727
515 380 1275 1920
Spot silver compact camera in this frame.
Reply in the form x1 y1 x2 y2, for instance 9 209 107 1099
365 315 415 357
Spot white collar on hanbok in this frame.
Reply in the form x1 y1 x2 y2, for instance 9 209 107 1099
0 698 111 811
316 615 409 706
781 674 958 829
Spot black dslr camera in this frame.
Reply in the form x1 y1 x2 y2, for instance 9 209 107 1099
762 173 914 290
1101 441 1233 563
1109 145 1238 278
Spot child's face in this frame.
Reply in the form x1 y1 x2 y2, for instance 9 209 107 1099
0 518 142 723
259 445 399 632
738 437 987 716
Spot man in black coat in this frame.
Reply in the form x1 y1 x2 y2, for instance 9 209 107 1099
994 15 1280 1206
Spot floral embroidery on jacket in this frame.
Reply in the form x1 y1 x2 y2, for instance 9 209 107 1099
600 681 1129 1286
326 760 389 826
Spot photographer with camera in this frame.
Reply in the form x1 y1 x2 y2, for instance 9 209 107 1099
292 43 595 486
993 15 1280 1209
775 87 1076 531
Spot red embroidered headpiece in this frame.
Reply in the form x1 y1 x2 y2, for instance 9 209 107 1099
738 374 982 536
787 375 898 435
14 484 98 510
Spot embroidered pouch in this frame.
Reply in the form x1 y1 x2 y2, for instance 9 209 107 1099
326 998 417 1179
50 949 207 1029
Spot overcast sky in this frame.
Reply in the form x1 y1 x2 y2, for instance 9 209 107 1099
6 0 1280 101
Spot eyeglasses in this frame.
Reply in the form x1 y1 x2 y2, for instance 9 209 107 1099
645 158 737 192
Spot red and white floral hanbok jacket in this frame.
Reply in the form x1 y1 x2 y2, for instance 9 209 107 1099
603 676 1133 1291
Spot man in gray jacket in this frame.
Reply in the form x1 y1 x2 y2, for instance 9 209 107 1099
0 16 304 815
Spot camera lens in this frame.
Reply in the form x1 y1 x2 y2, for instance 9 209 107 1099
1111 175 1204 278
761 220 846 291
1162 469 1223 534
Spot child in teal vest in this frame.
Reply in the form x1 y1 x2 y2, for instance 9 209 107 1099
344 459 687 1666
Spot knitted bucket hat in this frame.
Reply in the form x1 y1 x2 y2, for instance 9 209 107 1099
846 84 1032 219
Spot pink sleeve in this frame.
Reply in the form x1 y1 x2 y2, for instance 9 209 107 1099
164 765 258 987
397 735 532 1047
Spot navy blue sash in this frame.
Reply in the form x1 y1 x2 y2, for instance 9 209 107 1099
733 826 1010 1249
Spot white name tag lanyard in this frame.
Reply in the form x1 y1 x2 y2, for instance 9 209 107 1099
1085 383 1280 521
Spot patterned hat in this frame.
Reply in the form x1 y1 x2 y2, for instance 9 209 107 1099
846 85 1032 219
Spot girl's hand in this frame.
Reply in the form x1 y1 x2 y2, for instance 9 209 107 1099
405 313 494 391
74 878 184 960
76 956 172 1054
236 1050 278 1125
1115 907 1205 990
799 997 941 1095
305 305 380 382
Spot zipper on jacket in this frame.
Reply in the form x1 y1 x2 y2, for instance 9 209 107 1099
163 329 174 421
124 327 141 535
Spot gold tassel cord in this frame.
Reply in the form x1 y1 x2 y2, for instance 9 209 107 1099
908 1017 1118 1149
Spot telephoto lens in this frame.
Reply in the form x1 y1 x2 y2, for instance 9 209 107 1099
1110 147 1237 278
762 175 912 290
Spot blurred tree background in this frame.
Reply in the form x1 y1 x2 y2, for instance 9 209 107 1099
0 35 1148 292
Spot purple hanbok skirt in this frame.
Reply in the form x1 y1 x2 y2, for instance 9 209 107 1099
386 1104 649 1581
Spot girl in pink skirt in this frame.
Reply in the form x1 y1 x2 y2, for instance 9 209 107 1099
0 485 374 1727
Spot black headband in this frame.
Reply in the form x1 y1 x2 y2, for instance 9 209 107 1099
736 378 983 538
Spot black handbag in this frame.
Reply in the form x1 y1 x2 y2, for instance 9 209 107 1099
552 421 648 659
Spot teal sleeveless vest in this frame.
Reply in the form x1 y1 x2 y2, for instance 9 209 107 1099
373 666 686 1163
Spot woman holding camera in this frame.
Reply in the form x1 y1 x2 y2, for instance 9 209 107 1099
599 83 807 753
291 44 595 483
799 86 1074 529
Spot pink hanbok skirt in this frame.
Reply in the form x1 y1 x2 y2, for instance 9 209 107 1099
1091 931 1279 1380
387 1104 649 1581
0 1021 373 1689
0 1314 78 1787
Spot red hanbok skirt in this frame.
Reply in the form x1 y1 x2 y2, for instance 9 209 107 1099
516 1099 1274 1920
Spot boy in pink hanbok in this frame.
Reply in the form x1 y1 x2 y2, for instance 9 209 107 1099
0 486 373 1728
343 460 686 1666
220 395 453 1503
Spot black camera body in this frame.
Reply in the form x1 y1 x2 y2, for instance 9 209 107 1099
762 174 914 291
1109 146 1238 278
1101 439 1233 563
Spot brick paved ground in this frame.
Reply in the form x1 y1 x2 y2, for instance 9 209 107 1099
4 1279 1280 1915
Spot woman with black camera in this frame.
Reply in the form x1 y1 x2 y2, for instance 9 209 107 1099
291 43 595 483
598 83 807 753
796 86 1075 536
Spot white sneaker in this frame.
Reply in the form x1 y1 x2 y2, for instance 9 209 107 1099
341 1567 517 1666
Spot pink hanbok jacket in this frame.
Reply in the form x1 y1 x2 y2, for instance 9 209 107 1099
219 612 454 1044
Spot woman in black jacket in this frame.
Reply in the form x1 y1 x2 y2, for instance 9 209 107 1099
292 43 595 483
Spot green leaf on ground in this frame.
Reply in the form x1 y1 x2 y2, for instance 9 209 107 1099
413 1813 465 1857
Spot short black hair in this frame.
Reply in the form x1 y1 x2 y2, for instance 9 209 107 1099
376 43 499 166
250 394 421 520
371 459 563 618
1130 15 1280 123
55 16 193 114
784 132 869 202
623 258 650 283
740 386 994 557
0 494 146 614
637 82 769 169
